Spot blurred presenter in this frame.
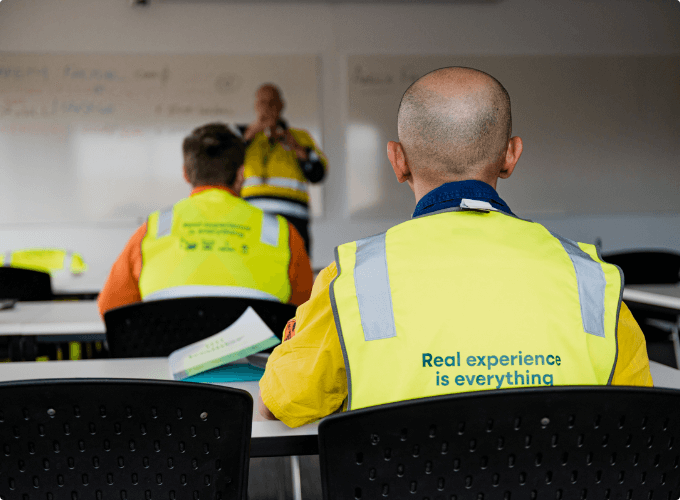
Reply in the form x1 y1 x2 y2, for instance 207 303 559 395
239 84 327 255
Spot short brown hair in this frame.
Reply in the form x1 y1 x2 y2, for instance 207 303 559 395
182 123 245 187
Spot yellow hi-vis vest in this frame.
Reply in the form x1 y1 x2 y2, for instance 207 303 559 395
139 188 292 303
330 200 623 411
241 129 325 208
1 249 87 276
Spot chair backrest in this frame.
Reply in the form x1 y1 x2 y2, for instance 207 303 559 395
602 250 680 285
602 250 680 368
0 266 53 301
0 378 252 500
319 386 680 500
104 297 296 358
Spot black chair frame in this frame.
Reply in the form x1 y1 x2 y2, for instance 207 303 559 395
0 266 53 301
0 378 252 500
603 249 680 368
602 250 680 286
104 296 296 358
319 386 680 500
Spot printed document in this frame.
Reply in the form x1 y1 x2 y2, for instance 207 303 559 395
168 307 280 381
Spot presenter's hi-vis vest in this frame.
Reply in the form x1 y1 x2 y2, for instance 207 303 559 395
330 199 623 411
139 188 292 303
1 249 87 276
241 129 324 209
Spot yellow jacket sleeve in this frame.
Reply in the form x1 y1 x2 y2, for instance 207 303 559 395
291 129 328 170
259 262 347 428
611 301 654 387
260 264 654 427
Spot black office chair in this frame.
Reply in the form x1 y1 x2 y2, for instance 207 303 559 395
104 296 296 358
319 387 680 500
0 266 53 301
603 250 680 285
0 378 252 500
0 267 55 361
603 249 680 368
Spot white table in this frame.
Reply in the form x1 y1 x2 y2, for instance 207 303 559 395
0 356 677 437
50 271 103 297
0 356 319 458
623 284 680 310
3 285 673 340
0 300 105 341
649 360 680 389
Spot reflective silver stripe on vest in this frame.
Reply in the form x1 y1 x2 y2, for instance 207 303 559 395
3 250 11 267
354 233 397 341
242 177 264 188
243 176 308 193
550 232 607 338
156 208 174 238
144 285 280 302
247 198 310 220
260 214 280 247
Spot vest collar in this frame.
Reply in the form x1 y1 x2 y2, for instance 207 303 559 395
190 185 238 197
412 180 513 218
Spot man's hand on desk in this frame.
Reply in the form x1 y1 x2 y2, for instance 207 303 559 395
258 389 279 421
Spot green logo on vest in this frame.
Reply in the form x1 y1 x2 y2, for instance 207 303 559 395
181 238 197 250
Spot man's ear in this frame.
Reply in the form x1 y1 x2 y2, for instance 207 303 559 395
232 165 245 195
387 141 412 184
498 136 523 180
182 164 191 185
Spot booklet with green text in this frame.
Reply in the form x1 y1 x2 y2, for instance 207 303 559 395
168 306 280 381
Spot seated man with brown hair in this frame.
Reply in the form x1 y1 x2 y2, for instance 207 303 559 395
98 122 313 315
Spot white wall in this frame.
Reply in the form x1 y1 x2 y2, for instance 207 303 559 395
1 0 679 285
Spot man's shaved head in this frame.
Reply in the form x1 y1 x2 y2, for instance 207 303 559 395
397 67 512 182
257 83 283 102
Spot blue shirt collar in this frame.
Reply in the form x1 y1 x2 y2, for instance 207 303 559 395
412 180 514 218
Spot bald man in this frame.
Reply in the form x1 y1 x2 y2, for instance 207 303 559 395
238 84 327 254
258 67 653 428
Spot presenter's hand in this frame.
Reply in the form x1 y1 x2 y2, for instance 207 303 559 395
243 116 274 142
279 130 308 160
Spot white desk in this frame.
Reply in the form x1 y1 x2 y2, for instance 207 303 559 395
4 285 673 340
649 360 680 389
0 357 319 457
623 284 680 311
0 357 677 442
0 300 105 341
51 272 103 296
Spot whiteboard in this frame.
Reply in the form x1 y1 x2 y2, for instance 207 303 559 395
347 55 680 219
0 52 322 224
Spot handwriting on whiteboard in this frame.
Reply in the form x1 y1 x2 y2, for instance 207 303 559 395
0 54 246 125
